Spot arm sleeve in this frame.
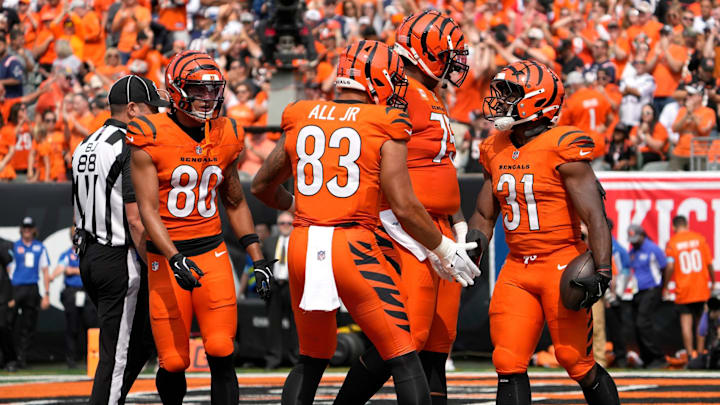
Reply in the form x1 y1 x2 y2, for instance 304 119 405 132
121 143 135 203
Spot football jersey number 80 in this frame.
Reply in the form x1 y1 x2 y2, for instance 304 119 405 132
168 165 223 218
296 125 361 198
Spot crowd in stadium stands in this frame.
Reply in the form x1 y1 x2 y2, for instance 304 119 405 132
0 0 719 181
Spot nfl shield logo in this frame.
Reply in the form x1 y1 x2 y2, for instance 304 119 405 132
151 261 159 272
317 250 326 261
512 150 519 160
195 146 203 155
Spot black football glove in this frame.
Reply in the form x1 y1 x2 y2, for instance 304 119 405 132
466 229 490 265
169 253 204 290
253 259 276 301
571 267 612 309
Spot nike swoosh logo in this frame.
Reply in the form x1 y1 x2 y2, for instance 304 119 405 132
404 129 412 135
557 264 568 270
126 135 134 142
579 150 591 156
214 251 227 257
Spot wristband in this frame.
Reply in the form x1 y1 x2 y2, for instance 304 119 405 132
239 233 260 249
596 264 612 275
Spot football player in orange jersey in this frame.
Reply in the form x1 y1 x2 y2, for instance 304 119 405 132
467 60 620 405
664 215 715 359
128 51 274 405
251 40 479 405
334 11 477 405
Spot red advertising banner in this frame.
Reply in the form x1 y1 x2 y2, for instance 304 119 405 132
598 172 720 269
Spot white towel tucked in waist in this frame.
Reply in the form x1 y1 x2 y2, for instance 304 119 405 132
299 226 340 311
379 209 429 261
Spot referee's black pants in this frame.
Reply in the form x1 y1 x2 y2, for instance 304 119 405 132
80 242 154 405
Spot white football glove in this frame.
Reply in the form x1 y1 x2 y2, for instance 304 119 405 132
431 235 481 287
427 250 454 282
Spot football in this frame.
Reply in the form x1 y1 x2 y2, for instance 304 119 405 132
559 251 595 311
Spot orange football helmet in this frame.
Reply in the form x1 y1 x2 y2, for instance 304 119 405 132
165 51 226 121
335 40 409 110
483 60 565 132
394 10 469 87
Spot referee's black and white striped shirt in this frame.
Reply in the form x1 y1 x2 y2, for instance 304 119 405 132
72 118 135 247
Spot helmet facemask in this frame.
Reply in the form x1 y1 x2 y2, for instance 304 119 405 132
440 43 469 87
174 79 226 122
385 70 409 111
483 79 524 126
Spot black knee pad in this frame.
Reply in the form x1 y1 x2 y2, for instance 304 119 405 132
156 367 186 405
419 350 448 405
580 364 620 405
282 355 329 405
496 373 531 405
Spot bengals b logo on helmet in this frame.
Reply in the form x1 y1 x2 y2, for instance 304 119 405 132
165 51 226 122
336 40 409 110
394 10 469 87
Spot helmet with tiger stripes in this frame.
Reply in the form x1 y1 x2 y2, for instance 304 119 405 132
165 51 226 122
394 10 469 87
483 60 565 132
335 40 409 110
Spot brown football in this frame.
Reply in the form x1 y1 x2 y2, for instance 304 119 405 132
559 251 595 311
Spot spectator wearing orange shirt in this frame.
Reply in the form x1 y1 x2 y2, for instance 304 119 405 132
238 130 275 180
449 29 494 124
66 94 93 156
17 0 38 50
671 83 716 170
110 0 151 63
35 66 73 116
128 30 166 85
70 0 104 67
559 71 614 158
157 0 189 44
630 104 669 165
33 11 59 74
30 109 67 182
226 82 258 127
6 103 34 179
0 106 17 181
647 27 690 115
626 2 663 52
93 48 128 85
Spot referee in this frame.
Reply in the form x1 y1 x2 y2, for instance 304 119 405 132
72 75 169 405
